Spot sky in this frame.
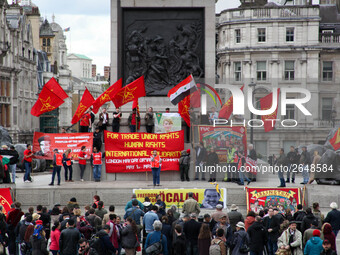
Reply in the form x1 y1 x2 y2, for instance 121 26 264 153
10 0 253 75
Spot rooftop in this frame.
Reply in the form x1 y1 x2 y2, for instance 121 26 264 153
39 19 54 37
68 53 92 61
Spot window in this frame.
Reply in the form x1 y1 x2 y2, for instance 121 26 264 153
258 28 266 42
284 98 295 119
322 98 333 120
323 61 333 81
47 38 50 46
284 61 295 80
235 29 241 43
286 28 294 42
234 62 242 81
42 38 46 46
257 61 267 81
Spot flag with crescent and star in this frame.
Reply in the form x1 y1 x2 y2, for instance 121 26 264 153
92 78 122 114
260 88 280 132
112 76 146 108
218 85 244 120
71 88 95 124
31 84 65 117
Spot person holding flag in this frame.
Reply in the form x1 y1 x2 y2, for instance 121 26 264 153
128 108 140 133
80 109 92 133
150 150 162 187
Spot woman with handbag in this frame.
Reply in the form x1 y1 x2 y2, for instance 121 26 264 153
231 222 250 255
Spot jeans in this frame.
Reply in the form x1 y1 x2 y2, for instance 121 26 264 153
186 243 198 255
239 170 251 185
278 171 286 186
79 164 86 179
130 125 136 133
93 165 102 180
51 166 61 184
9 164 16 183
64 165 73 181
151 167 160 185
267 237 278 255
301 165 309 183
287 163 296 180
24 161 31 181
195 162 205 180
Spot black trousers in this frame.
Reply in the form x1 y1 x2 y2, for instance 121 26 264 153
146 125 154 133
180 165 189 181
112 123 120 132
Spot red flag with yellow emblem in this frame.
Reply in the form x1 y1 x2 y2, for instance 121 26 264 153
260 88 280 132
219 85 244 119
31 86 65 117
0 188 13 215
178 95 191 127
44 77 68 100
71 88 95 124
92 79 122 114
112 76 146 108
330 128 340 150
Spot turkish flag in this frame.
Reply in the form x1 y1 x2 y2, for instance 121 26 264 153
71 88 95 124
178 95 191 127
219 85 244 119
330 128 340 150
260 88 280 132
112 76 146 108
31 86 65 117
92 79 122 114
44 77 68 100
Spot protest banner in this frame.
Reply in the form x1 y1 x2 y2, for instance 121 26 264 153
155 113 182 133
0 188 13 215
105 130 184 173
33 132 93 160
133 188 227 209
246 187 301 214
198 126 247 162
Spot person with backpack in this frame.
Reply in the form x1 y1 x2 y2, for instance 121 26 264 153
210 228 226 255
30 224 49 255
90 225 116 255
294 205 307 232
145 220 168 255
124 200 145 228
121 217 140 255
179 149 190 182
312 202 324 229
231 222 250 255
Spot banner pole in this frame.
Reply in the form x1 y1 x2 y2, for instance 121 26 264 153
302 185 306 207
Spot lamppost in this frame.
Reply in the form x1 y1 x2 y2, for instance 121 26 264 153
248 80 257 145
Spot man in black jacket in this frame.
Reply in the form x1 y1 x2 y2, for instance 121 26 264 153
263 208 281 255
93 225 116 255
59 219 81 255
300 146 311 184
183 213 201 255
293 204 306 232
194 142 207 181
9 146 19 184
247 216 267 255
286 146 298 183
301 208 316 234
324 202 340 237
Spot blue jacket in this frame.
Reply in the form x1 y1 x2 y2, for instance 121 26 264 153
124 206 145 225
304 236 323 255
143 211 159 232
125 199 144 211
145 231 168 255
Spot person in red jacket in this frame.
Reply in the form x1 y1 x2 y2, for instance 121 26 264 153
150 150 162 187
80 110 92 133
49 149 63 186
90 147 104 182
49 221 61 255
78 146 88 182
23 144 33 183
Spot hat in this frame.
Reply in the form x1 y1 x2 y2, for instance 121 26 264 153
186 149 190 154
70 197 77 202
219 214 227 219
216 204 223 209
54 203 61 207
330 202 338 209
230 204 238 211
289 221 297 225
35 220 43 225
323 239 331 245
32 213 40 221
313 229 321 237
1 145 8 149
236 222 245 229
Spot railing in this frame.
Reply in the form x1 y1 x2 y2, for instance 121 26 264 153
320 34 340 44
280 7 301 17
253 8 271 17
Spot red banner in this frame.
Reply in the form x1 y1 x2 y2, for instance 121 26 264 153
246 187 301 214
260 89 280 132
104 130 184 173
33 132 93 160
198 126 247 162
0 188 13 215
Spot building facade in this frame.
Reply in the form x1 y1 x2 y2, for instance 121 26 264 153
0 1 39 143
67 53 93 80
216 1 340 159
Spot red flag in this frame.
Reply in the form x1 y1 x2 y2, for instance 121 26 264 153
92 79 122 114
190 90 201 108
219 85 244 119
31 86 65 117
44 77 68 100
260 88 280 132
178 95 191 127
0 188 13 215
330 128 340 150
132 99 141 130
71 88 95 124
112 76 146 108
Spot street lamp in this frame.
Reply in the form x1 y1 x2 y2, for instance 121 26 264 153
248 80 257 145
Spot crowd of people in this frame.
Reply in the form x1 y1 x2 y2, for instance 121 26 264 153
0 192 338 255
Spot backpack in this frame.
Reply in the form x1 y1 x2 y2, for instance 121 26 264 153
89 234 104 255
20 241 32 255
209 239 222 255
145 233 163 255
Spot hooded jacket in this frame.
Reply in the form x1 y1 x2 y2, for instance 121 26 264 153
322 223 336 251
304 236 323 255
